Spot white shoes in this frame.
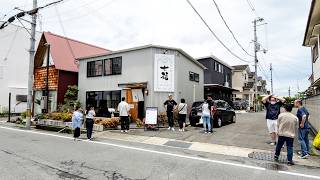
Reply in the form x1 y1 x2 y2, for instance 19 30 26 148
168 127 171 130
171 128 175 131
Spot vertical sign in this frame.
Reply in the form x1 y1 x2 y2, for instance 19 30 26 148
154 54 175 92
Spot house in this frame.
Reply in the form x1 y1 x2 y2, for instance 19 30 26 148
197 55 237 104
33 32 110 114
0 22 41 113
232 65 254 108
304 0 320 96
77 45 205 120
302 0 320 132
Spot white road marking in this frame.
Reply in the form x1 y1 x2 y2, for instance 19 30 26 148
2 126 320 179
0 126 265 171
278 171 320 179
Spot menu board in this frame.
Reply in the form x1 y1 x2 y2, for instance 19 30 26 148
145 107 158 125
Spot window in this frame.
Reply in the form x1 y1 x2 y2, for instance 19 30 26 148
189 71 199 82
86 90 121 117
87 60 103 77
189 72 195 81
312 42 318 63
104 57 122 75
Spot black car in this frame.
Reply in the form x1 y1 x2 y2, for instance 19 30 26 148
189 100 236 128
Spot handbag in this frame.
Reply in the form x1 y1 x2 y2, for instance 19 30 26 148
313 130 320 150
199 116 203 124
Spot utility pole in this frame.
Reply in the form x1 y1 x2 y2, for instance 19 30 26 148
288 86 291 97
26 0 37 129
270 63 273 94
253 17 264 112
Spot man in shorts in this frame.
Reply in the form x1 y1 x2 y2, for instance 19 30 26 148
262 94 285 145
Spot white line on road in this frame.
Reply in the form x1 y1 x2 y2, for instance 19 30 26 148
1 126 320 179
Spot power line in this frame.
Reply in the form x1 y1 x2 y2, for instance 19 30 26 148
246 0 259 17
211 0 254 57
186 0 252 63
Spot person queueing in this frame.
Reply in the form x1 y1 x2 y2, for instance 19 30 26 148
164 94 177 131
262 94 285 145
294 99 311 159
118 97 130 133
72 105 84 141
274 104 298 166
85 106 96 140
178 98 187 132
201 100 211 134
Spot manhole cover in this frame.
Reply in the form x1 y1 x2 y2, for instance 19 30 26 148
248 152 287 163
261 163 288 171
164 141 192 149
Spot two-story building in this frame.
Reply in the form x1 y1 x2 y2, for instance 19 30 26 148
232 65 254 108
33 32 109 114
197 55 236 104
77 45 205 120
0 23 41 113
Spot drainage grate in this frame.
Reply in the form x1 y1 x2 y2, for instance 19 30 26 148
164 141 192 149
248 151 287 163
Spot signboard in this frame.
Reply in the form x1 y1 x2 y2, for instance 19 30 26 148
145 107 158 125
154 54 175 92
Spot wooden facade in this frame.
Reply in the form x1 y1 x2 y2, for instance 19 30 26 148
34 66 59 90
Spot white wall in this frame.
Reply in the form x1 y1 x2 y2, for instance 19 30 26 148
78 47 204 113
0 23 41 113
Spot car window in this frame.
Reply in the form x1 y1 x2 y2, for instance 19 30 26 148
215 101 225 108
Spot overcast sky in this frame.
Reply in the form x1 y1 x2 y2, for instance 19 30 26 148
1 0 312 96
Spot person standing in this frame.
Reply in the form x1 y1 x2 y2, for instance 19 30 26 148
274 104 298 166
164 94 177 131
85 106 96 140
294 99 311 159
118 97 130 133
178 99 187 132
201 100 211 134
262 94 285 145
72 106 84 141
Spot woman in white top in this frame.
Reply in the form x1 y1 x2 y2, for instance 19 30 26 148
178 99 188 132
85 106 96 140
202 100 211 133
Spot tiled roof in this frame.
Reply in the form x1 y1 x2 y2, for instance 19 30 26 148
38 32 110 72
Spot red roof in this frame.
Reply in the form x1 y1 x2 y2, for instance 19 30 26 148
43 32 110 72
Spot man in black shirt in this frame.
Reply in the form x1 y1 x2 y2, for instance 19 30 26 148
164 94 177 131
262 94 285 145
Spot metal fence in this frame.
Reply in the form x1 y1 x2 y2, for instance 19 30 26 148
304 95 320 132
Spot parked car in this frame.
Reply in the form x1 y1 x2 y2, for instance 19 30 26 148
189 100 236 128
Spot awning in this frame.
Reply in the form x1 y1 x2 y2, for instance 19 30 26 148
118 82 148 88
204 84 239 92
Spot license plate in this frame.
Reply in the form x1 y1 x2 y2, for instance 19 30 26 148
197 112 202 116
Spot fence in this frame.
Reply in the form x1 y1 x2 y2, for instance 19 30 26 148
304 95 320 133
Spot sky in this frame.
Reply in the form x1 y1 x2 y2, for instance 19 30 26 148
0 0 313 96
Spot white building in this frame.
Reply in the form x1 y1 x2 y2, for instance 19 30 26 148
78 45 205 120
0 23 41 113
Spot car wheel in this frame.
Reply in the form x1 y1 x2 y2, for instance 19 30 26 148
215 117 222 128
231 115 236 123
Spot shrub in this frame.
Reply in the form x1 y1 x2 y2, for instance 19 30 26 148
21 111 27 119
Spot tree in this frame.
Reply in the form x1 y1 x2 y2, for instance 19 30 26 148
61 85 81 112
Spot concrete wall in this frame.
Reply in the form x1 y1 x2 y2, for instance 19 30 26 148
0 23 41 113
78 47 204 114
304 95 320 132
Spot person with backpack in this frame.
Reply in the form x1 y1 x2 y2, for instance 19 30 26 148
164 94 177 131
178 98 187 132
201 100 211 134
294 99 311 159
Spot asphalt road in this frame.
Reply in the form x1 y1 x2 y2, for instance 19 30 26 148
0 126 320 180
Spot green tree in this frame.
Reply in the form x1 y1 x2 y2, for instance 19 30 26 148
61 85 81 112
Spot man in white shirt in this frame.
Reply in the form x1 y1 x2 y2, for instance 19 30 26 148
118 97 130 133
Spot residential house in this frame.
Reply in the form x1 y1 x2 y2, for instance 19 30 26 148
232 65 254 108
303 0 320 132
77 45 205 120
197 55 237 104
33 32 110 114
0 22 41 113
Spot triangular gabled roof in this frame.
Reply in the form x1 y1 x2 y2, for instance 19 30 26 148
35 32 111 72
